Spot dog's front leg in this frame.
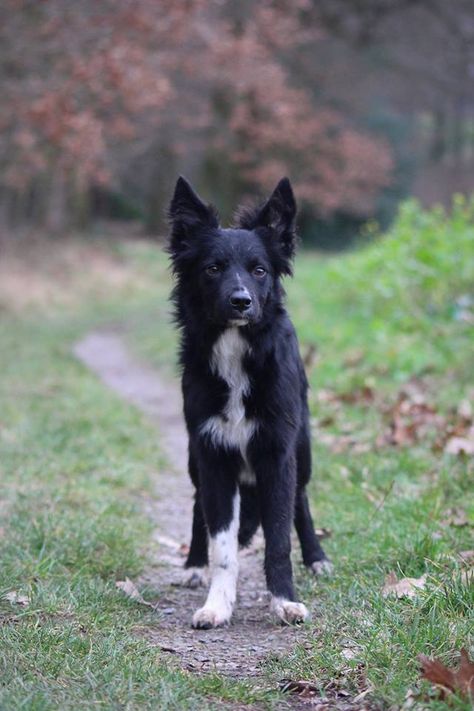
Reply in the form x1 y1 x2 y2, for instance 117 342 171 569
254 452 309 625
192 451 241 629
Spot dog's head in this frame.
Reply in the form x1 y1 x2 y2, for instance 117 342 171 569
168 176 297 328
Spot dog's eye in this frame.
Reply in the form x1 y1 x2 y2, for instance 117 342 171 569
205 264 221 276
253 266 266 277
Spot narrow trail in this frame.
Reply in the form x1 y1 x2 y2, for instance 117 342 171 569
73 331 310 678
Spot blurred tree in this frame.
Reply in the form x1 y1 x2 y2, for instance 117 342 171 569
0 0 393 233
0 0 195 229
312 0 474 207
1 0 471 238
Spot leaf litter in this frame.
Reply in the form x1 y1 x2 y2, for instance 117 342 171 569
314 376 474 456
382 572 427 599
116 578 156 609
419 648 474 701
4 591 30 606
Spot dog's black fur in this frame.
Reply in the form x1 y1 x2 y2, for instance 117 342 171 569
168 176 329 628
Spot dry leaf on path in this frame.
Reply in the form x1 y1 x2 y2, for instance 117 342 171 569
279 678 319 698
419 648 474 700
154 533 182 550
4 591 30 606
116 578 154 608
382 572 426 599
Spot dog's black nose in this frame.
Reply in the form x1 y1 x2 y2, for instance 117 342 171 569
230 289 252 312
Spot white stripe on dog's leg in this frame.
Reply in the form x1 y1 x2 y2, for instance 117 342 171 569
192 492 240 629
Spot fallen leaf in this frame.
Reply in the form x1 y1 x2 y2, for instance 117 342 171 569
458 550 474 566
159 645 178 655
457 399 473 420
377 380 450 450
419 648 474 700
444 435 474 456
316 388 338 403
116 578 154 608
279 679 319 698
302 343 318 371
317 415 335 427
343 349 365 367
399 378 427 405
401 688 418 709
314 527 332 539
4 591 29 606
442 507 471 528
338 385 375 404
436 407 474 452
154 533 182 550
382 572 426 599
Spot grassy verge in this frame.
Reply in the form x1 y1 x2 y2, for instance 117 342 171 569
284 199 474 709
0 197 473 709
0 256 273 708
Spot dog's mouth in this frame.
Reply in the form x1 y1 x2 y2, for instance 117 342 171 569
228 318 249 327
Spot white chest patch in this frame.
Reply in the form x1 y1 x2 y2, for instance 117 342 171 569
200 328 257 471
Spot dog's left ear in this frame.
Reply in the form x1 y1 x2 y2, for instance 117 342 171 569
236 178 297 274
168 176 219 252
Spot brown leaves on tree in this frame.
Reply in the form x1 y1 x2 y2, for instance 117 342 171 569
0 0 393 225
418 649 474 701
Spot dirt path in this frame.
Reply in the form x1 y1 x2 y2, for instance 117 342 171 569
74 331 309 678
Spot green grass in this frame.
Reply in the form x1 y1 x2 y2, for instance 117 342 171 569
0 319 274 708
1 196 473 709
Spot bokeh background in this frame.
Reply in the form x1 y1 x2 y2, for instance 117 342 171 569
1 0 474 246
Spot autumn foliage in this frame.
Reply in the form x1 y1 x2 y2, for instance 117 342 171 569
0 0 393 229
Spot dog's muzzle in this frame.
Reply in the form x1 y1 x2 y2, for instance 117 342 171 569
229 288 252 313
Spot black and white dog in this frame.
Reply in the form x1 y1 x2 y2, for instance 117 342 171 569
168 176 331 629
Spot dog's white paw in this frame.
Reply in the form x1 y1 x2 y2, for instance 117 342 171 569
192 605 231 629
270 597 309 625
184 567 208 588
310 559 334 577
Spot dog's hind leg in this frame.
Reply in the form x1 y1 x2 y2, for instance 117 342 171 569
183 450 208 587
184 492 208 588
295 427 332 575
238 484 260 548
294 488 333 575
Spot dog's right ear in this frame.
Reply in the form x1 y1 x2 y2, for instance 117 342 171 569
168 177 219 252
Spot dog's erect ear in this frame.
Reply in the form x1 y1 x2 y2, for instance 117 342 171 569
235 178 297 273
168 176 219 242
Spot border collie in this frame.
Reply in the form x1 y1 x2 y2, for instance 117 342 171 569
168 176 331 629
